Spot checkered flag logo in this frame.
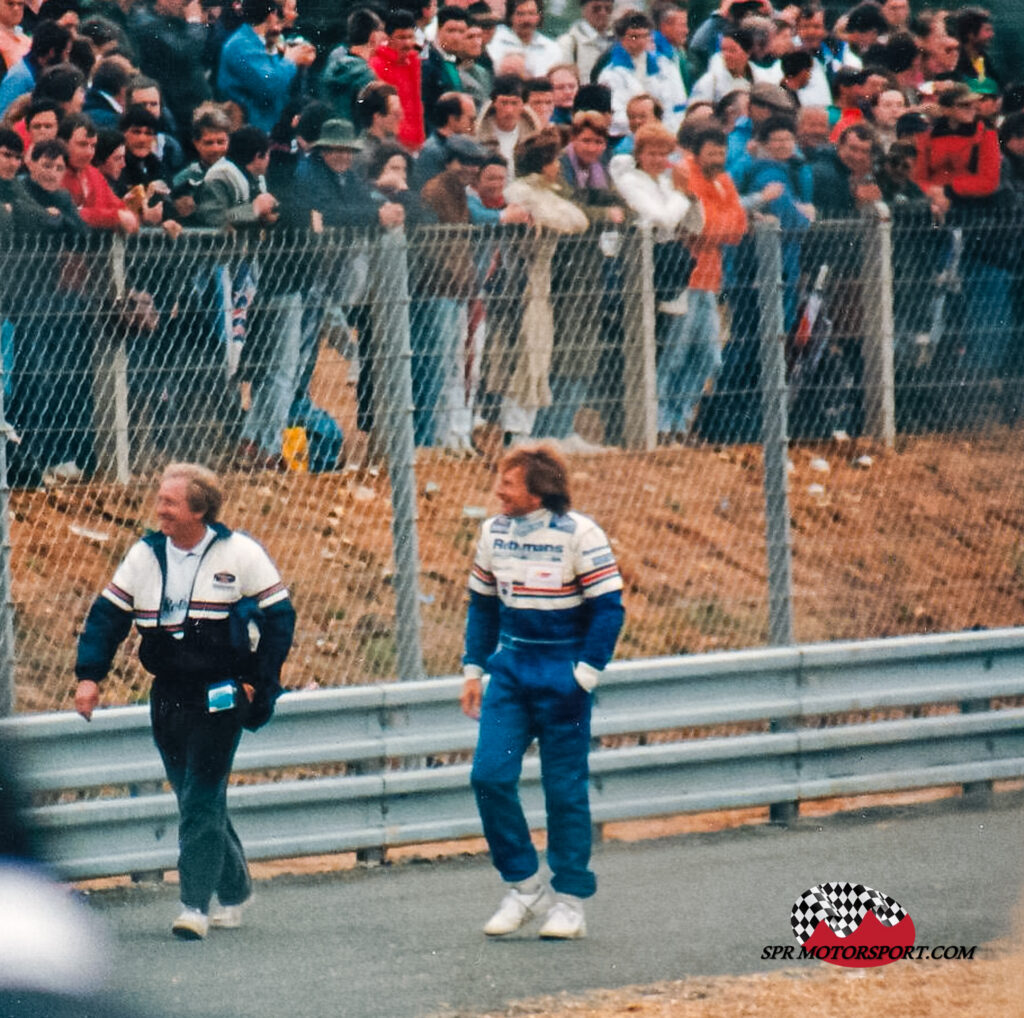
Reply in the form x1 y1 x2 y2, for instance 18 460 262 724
791 883 909 945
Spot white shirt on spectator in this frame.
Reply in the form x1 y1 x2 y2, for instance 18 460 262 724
487 23 564 76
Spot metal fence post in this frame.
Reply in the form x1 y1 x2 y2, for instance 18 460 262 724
91 236 131 482
756 219 794 649
0 331 13 716
622 225 657 450
756 218 797 825
372 227 424 684
861 203 896 447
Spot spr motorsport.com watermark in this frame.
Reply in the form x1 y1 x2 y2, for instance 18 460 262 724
759 882 979 969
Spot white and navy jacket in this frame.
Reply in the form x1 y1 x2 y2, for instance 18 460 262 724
76 522 294 688
463 507 624 673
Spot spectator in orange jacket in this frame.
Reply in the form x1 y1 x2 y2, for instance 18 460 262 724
369 9 426 151
661 124 747 439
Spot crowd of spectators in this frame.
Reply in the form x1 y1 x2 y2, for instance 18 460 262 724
0 0 1019 479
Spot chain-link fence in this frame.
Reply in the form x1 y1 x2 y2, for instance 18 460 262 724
4 208 1024 714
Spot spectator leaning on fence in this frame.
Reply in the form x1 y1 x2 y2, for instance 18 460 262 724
74 463 296 942
460 443 624 941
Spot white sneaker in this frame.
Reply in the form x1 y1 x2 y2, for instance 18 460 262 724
483 882 555 936
209 900 248 929
538 896 587 940
171 906 209 940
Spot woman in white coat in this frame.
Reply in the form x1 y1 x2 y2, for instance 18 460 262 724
610 122 704 441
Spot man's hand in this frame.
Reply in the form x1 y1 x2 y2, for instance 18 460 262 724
759 181 785 203
378 201 405 229
853 182 882 205
460 677 482 719
605 205 625 225
241 682 255 703
117 208 140 234
75 680 100 721
285 41 317 67
253 192 279 222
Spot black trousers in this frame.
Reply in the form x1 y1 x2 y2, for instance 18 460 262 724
150 677 251 913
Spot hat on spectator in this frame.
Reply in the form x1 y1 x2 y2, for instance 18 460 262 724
445 134 488 165
312 119 364 150
968 77 1000 96
749 82 797 112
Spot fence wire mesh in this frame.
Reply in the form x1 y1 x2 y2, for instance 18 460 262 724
5 212 1024 713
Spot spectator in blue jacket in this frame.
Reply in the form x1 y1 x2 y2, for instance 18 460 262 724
0 19 72 116
217 0 316 134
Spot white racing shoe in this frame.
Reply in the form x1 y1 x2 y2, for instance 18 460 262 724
483 881 555 936
538 896 587 940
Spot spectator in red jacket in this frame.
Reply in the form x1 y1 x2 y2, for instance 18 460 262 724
369 9 426 151
57 111 139 232
914 81 1000 204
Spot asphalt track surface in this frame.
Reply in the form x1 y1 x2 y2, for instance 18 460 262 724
84 792 1024 1018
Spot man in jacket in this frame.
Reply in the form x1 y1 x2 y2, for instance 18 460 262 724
320 8 384 125
128 0 212 141
75 463 295 941
370 8 425 151
598 10 686 138
556 0 612 83
217 0 316 135
666 125 747 438
461 444 624 940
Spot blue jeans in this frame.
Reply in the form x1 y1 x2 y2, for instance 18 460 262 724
470 646 596 898
241 292 303 455
532 376 588 440
657 289 722 434
410 298 460 447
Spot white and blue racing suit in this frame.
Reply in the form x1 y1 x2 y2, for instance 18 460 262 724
463 506 624 898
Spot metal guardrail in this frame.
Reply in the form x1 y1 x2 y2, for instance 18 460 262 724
3 628 1024 880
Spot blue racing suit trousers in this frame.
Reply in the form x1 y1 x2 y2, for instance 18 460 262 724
150 678 252 914
470 646 596 899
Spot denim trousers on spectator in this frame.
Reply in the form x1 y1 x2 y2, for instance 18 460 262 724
959 257 1011 377
150 678 251 914
532 376 588 439
657 290 722 434
470 646 596 899
241 292 303 455
410 297 460 447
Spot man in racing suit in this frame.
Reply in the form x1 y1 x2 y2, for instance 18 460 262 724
460 443 624 939
74 463 295 941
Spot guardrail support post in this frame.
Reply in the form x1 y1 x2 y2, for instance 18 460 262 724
960 696 993 802
622 225 657 450
372 228 425 683
756 219 798 825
